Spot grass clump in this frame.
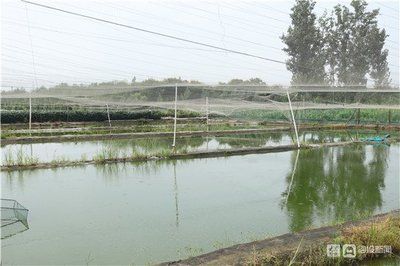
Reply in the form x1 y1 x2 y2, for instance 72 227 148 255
93 147 119 162
336 216 400 260
2 147 39 166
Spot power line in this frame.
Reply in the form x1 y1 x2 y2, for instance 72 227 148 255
100 2 283 52
20 0 288 67
376 2 399 14
24 3 38 89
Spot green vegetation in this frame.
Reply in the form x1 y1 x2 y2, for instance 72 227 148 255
250 215 400 265
232 109 400 123
2 147 39 166
282 0 390 86
1 121 265 139
0 109 199 124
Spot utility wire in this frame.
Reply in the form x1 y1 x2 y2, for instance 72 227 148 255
376 2 399 14
21 0 288 67
24 3 38 90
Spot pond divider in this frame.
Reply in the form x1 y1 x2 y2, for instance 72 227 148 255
2 123 399 145
2 139 393 171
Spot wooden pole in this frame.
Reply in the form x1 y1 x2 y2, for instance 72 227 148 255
205 96 209 125
357 108 360 125
29 93 32 134
106 104 111 128
172 84 178 149
287 91 300 148
388 110 391 125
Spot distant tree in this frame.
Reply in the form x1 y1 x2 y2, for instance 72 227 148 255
369 27 391 87
281 0 326 85
319 11 339 85
319 0 390 86
247 78 266 85
161 77 184 84
225 78 266 85
227 79 244 85
131 76 137 84
347 0 374 85
141 78 160 85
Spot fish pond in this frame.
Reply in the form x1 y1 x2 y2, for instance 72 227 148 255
1 141 399 265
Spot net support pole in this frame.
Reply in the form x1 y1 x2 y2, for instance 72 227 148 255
29 93 32 134
106 104 111 128
205 96 209 125
287 91 300 148
172 84 178 150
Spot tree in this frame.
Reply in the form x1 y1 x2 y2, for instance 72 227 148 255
281 0 326 85
319 0 390 86
319 11 339 85
347 0 374 85
369 27 391 87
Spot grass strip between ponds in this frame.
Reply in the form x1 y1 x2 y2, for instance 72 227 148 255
0 140 386 171
161 210 400 266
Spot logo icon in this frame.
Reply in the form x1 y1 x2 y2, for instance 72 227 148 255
327 244 341 258
343 244 356 258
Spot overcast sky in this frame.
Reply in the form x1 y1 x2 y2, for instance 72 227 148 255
1 0 399 89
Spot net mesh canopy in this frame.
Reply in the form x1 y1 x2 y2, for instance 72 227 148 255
1 84 399 124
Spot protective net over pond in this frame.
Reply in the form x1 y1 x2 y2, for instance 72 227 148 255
2 84 400 124
1 199 29 239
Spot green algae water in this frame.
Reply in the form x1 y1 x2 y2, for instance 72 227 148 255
1 143 399 265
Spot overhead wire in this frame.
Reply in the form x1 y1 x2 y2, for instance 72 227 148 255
19 0 313 70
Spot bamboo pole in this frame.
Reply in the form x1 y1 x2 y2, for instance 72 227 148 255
29 93 32 134
172 84 178 149
106 104 111 128
287 91 300 148
205 96 209 125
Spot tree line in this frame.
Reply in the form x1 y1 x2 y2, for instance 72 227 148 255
281 0 391 87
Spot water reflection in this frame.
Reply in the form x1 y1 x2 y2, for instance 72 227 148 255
283 144 389 232
173 161 179 228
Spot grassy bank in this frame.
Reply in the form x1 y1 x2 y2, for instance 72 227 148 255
253 215 400 265
1 122 264 139
1 143 304 171
232 109 400 124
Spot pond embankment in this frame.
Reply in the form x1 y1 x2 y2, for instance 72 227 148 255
161 210 400 265
1 142 302 171
2 139 398 171
2 123 399 145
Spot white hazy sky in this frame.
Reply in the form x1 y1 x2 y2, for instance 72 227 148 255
1 0 399 89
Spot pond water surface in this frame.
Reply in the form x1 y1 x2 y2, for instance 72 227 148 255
1 142 398 265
